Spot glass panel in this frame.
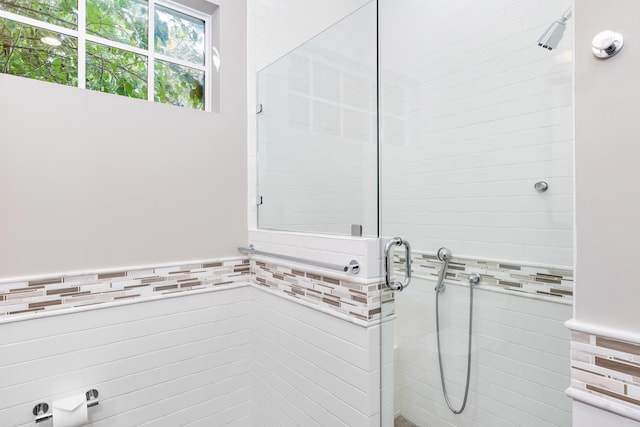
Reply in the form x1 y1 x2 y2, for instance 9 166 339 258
0 0 78 29
86 0 148 49
154 59 204 110
0 18 77 85
86 41 147 98
256 2 377 236
154 4 204 65
379 0 574 426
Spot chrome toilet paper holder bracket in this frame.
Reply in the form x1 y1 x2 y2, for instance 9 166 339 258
32 389 99 423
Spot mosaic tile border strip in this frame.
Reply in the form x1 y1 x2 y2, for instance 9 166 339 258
570 331 640 413
251 259 390 322
0 259 251 317
394 251 574 302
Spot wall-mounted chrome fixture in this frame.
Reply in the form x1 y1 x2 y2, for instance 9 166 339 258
384 237 411 291
435 264 481 414
592 31 624 59
534 181 549 192
434 247 452 293
537 7 572 50
33 389 99 423
238 245 360 274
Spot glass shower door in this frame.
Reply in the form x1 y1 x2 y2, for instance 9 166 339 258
378 0 575 425
256 1 378 237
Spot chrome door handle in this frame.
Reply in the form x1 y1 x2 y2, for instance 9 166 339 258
384 237 411 291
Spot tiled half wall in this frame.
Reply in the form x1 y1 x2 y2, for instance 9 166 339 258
395 250 574 303
570 331 640 418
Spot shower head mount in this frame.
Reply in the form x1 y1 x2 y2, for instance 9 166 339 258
537 7 572 50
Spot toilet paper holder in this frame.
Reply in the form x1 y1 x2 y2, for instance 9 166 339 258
32 389 99 423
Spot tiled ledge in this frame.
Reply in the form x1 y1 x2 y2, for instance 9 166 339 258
395 250 573 304
567 320 640 422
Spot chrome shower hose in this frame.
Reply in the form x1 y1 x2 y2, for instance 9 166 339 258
435 264 477 414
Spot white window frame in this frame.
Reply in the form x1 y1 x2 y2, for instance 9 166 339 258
0 0 212 111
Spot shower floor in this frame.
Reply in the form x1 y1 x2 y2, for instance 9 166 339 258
394 415 419 427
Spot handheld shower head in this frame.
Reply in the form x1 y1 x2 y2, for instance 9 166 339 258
537 8 572 50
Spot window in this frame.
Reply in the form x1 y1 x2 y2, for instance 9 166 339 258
0 0 215 111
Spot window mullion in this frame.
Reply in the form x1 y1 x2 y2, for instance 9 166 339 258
0 10 78 37
84 35 149 56
204 14 211 112
148 0 155 103
154 53 205 71
77 0 86 89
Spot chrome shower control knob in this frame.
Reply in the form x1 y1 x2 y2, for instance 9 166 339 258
592 31 623 58
534 181 549 192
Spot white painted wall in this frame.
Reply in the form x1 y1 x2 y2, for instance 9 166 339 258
572 0 640 424
0 0 247 279
394 278 572 427
0 286 381 426
574 0 640 333
379 0 574 266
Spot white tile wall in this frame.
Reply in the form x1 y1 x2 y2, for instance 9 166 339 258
573 401 640 427
251 288 381 426
392 277 572 426
0 284 381 426
0 287 253 427
379 0 574 266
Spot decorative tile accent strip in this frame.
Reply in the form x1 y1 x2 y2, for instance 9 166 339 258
570 331 640 410
0 259 251 317
394 250 573 302
251 259 390 321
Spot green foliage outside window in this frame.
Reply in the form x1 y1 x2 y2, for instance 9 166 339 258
0 0 77 29
154 4 203 64
0 20 78 84
86 0 148 49
155 59 203 109
86 41 147 98
0 0 207 110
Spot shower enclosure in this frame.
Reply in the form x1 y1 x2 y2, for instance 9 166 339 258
256 0 573 425
379 0 573 425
